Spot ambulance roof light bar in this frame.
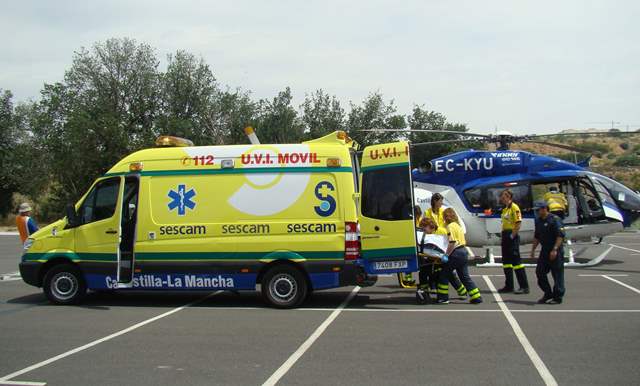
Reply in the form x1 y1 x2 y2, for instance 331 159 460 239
155 136 194 147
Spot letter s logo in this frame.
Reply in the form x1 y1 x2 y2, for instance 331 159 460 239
314 181 336 217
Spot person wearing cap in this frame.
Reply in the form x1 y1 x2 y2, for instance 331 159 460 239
16 203 39 244
498 189 529 294
531 201 566 304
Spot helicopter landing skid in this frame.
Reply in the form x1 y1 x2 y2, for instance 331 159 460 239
476 245 614 268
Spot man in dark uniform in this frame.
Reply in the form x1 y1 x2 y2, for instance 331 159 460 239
530 201 566 304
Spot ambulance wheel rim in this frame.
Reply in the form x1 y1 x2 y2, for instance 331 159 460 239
51 272 78 301
270 274 296 301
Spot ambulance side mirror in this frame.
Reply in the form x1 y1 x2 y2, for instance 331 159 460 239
65 204 81 228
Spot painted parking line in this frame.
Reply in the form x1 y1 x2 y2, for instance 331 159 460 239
193 307 640 313
578 274 629 277
609 244 640 254
0 272 21 282
262 286 360 386
601 275 640 295
0 291 220 385
0 381 46 385
483 275 558 386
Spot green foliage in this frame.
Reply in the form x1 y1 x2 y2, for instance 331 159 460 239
3 38 478 220
347 92 404 147
550 153 591 163
253 87 303 144
158 50 219 144
613 154 640 167
609 128 623 138
300 89 345 140
407 106 481 168
0 89 17 216
576 141 610 156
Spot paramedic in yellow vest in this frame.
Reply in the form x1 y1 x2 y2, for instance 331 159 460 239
543 186 567 219
415 217 468 303
435 208 482 304
16 203 39 244
498 189 529 294
425 193 445 229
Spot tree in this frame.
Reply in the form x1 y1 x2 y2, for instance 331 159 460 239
253 87 303 143
407 106 479 168
0 89 17 215
32 38 162 206
300 89 345 139
158 50 220 145
346 92 404 147
212 88 257 145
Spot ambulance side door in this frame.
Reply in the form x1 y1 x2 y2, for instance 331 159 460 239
74 177 122 262
359 142 418 274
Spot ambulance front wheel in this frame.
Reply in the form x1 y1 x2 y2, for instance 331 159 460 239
43 264 87 305
262 265 308 309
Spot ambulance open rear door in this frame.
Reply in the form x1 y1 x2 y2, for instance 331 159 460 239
358 141 418 275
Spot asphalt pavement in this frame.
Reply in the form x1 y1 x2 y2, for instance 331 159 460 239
0 233 639 386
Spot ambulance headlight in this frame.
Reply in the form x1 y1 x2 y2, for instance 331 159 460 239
23 238 34 252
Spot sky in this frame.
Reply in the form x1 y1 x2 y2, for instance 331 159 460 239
1 0 639 135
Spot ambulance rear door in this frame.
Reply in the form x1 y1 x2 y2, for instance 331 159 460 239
359 141 418 274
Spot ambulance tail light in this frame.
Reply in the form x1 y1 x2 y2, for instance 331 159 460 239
344 222 360 260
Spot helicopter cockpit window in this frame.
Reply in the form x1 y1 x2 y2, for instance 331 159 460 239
592 179 615 207
593 175 640 210
486 184 532 213
362 166 413 221
464 188 483 209
577 179 604 218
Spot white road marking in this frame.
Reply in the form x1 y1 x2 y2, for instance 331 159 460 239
0 291 220 384
193 306 640 313
601 275 640 295
0 232 19 236
0 272 22 282
483 275 558 386
609 244 640 254
470 274 506 277
579 274 628 277
262 286 360 386
0 381 47 385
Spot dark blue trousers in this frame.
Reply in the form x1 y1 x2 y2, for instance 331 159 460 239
536 250 565 300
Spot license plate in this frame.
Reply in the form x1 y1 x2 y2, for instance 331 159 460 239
373 260 408 270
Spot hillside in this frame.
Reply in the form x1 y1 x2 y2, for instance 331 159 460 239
507 132 640 191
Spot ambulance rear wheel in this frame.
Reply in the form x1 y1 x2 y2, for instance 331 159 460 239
262 266 308 308
43 264 87 305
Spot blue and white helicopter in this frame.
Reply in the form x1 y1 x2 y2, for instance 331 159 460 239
370 129 640 251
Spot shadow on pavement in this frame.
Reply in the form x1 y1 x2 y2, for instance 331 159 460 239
4 289 355 310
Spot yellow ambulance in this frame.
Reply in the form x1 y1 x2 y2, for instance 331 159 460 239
19 131 418 307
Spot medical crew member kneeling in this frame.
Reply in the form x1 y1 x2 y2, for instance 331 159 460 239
436 208 482 304
531 202 566 304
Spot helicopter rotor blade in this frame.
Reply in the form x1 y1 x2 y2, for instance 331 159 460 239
410 138 489 147
525 139 599 155
526 131 639 139
359 129 492 138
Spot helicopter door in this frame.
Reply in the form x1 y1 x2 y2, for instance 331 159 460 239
575 177 605 223
359 142 418 275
